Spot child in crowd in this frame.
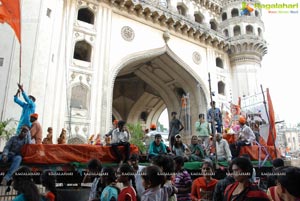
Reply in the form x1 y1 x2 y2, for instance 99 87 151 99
174 156 192 201
191 160 218 201
100 167 120 201
12 166 41 201
82 159 103 201
151 155 177 201
117 163 137 201
141 165 177 201
40 170 59 201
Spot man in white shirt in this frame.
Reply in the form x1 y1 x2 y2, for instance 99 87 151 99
230 116 256 158
106 120 130 164
238 116 256 145
215 133 232 162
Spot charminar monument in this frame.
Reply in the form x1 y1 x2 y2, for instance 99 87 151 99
0 0 267 143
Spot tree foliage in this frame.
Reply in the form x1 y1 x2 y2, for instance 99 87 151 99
127 122 146 154
0 118 16 140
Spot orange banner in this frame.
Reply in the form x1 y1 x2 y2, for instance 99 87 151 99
0 0 21 42
266 88 276 146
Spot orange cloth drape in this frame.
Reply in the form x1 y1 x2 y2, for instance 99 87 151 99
267 88 276 146
0 0 21 42
21 144 139 164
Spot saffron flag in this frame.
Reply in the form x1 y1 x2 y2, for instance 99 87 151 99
266 88 276 146
0 0 21 42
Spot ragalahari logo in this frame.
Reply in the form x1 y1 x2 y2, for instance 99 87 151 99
241 2 254 15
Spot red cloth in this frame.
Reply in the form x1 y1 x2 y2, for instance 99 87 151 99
45 192 55 201
0 0 21 42
239 145 279 160
21 144 139 164
224 182 269 201
191 177 218 200
118 186 137 201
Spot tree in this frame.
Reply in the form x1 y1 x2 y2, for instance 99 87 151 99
127 122 146 154
0 118 16 140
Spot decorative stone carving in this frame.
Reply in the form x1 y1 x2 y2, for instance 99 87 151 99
192 51 201 65
163 31 170 43
121 26 135 41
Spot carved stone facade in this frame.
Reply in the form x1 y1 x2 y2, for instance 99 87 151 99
0 0 267 143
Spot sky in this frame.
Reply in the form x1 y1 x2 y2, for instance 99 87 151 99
159 1 300 129
260 2 300 126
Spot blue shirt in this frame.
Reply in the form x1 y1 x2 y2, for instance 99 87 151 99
101 185 118 201
14 92 36 134
148 141 167 156
13 194 44 201
2 132 31 156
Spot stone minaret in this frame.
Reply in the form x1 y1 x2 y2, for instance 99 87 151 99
220 0 267 100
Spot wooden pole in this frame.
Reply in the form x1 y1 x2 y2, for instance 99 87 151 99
208 73 218 166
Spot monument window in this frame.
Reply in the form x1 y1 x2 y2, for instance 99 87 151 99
231 8 239 17
233 25 241 36
216 57 224 68
255 10 260 17
177 5 187 16
218 81 225 95
223 29 229 37
194 13 204 24
222 13 227 21
210 20 217 31
246 25 254 34
73 40 92 62
71 85 89 109
77 8 95 24
258 27 262 37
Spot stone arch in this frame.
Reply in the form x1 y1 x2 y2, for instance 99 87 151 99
222 12 227 21
210 19 218 31
73 40 92 62
177 3 188 16
108 46 210 135
258 27 262 37
223 29 229 37
194 12 204 24
246 25 254 34
112 107 122 121
77 7 95 24
233 25 241 36
231 8 239 17
218 81 225 95
216 57 224 68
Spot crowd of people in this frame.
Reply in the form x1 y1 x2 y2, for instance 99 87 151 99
1 85 300 200
2 155 300 201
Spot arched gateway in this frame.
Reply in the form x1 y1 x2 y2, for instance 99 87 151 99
0 0 266 143
111 46 209 133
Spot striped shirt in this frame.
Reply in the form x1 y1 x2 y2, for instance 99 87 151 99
175 169 192 201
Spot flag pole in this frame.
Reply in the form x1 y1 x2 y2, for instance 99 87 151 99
260 85 277 158
208 73 218 167
19 45 21 83
19 0 21 84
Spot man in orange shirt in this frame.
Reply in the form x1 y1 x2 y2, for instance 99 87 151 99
30 113 43 144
